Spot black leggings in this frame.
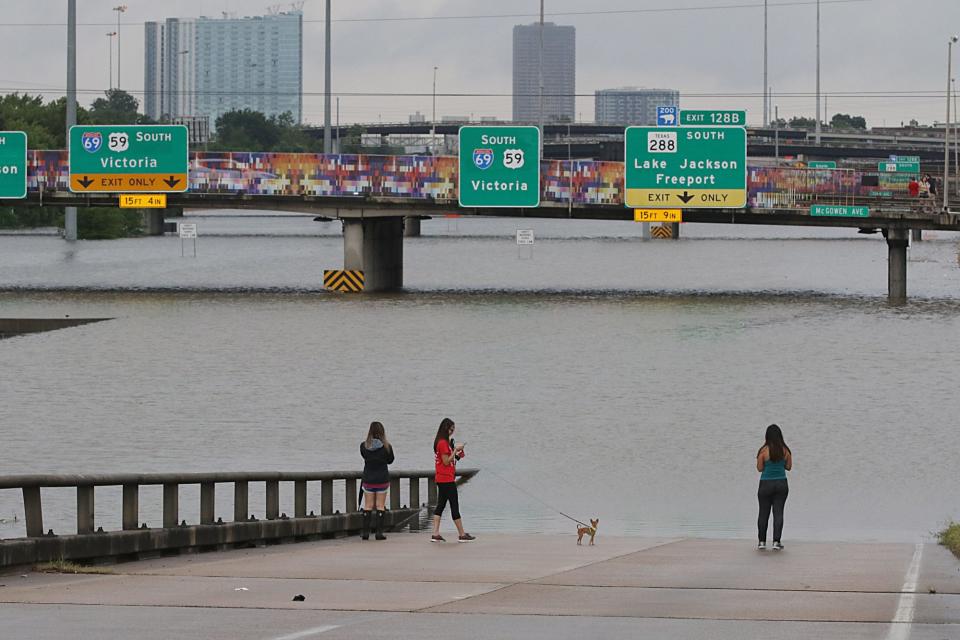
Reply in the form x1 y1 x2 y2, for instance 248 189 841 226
758 479 789 542
434 482 461 520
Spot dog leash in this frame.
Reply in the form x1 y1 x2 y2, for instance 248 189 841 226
470 457 593 528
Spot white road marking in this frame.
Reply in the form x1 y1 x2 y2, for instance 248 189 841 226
269 625 340 640
886 543 923 640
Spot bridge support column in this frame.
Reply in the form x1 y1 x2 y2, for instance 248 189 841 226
141 209 165 236
887 228 909 303
670 222 681 239
404 216 421 238
911 228 923 242
343 217 404 292
641 222 651 240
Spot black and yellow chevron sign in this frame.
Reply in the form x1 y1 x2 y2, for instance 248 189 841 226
650 224 674 239
324 270 365 292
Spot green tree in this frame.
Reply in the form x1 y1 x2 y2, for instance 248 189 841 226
829 113 867 130
87 89 141 125
213 109 281 150
788 116 817 129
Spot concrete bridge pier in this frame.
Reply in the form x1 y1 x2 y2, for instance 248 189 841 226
911 228 923 242
671 222 681 239
141 208 183 236
403 216 421 238
343 217 404 292
886 227 909 303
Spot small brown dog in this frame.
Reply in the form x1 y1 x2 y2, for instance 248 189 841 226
576 519 599 546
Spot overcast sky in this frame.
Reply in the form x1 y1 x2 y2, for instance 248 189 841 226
2 0 959 127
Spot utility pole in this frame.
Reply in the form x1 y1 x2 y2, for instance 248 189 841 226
323 0 332 154
113 5 127 90
432 66 438 153
106 32 116 90
815 0 821 145
66 0 77 241
946 36 957 212
954 77 958 197
336 97 340 153
763 0 768 126
538 0 544 149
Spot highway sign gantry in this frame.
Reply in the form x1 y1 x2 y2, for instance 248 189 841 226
624 126 747 209
458 126 540 208
69 125 189 193
0 131 27 199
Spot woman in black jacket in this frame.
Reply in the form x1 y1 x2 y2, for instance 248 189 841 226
360 421 394 540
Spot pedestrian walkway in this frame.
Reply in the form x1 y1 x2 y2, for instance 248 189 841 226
1 534 958 639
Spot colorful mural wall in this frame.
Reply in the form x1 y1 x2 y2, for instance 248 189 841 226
25 151 897 209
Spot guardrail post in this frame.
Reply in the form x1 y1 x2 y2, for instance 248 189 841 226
409 477 420 507
200 482 215 525
234 481 248 522
294 481 307 518
345 478 357 512
23 487 43 538
427 478 437 505
265 481 279 520
390 478 401 510
163 483 179 528
76 485 95 534
321 479 333 515
122 484 139 530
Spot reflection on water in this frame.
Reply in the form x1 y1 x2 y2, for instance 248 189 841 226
0 216 959 543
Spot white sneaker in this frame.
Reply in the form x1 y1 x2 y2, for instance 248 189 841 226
772 541 784 551
757 541 766 551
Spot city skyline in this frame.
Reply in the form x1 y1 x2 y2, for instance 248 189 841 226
1 0 959 127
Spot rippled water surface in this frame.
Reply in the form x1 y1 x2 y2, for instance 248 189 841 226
1 214 959 542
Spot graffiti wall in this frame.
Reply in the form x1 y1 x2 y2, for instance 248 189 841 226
25 151 891 209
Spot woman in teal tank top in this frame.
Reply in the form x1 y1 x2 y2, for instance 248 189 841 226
756 424 792 550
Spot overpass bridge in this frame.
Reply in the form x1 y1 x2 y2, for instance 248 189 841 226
6 150 960 300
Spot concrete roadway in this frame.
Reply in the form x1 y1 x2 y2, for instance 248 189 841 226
0 534 958 639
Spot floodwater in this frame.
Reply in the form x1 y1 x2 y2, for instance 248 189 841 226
1 213 959 543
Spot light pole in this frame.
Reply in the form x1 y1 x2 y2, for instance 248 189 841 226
112 5 127 90
323 0 332 154
106 32 116 90
66 0 77 242
763 0 768 126
178 49 190 117
814 0 821 145
945 35 957 212
431 66 438 154
538 0 544 143
954 77 958 197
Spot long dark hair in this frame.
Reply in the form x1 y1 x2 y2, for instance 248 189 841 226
433 417 455 452
760 423 789 462
365 421 389 450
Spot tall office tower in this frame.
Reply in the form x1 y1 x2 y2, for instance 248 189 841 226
144 11 303 125
512 23 575 123
594 88 680 125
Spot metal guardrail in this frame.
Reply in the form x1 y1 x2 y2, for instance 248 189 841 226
1 469 478 539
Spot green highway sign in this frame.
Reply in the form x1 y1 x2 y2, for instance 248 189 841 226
458 126 540 207
868 190 893 197
69 125 188 193
879 160 920 174
0 131 27 199
808 161 837 169
890 155 920 163
624 126 747 208
680 110 746 126
810 204 870 217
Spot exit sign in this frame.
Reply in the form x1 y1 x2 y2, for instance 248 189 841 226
680 110 746 126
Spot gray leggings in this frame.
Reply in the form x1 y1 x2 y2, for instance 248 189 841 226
758 479 789 542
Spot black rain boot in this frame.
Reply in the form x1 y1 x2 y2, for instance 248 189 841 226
375 511 387 540
361 510 371 540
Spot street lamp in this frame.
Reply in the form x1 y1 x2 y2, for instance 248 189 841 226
178 49 190 117
431 66 438 153
945 35 957 211
106 32 116 90
954 77 958 197
814 0 821 145
113 5 127 90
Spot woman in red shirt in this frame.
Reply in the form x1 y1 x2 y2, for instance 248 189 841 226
431 418 475 542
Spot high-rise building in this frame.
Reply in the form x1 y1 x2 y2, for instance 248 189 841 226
594 88 680 125
512 23 575 123
144 11 302 126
